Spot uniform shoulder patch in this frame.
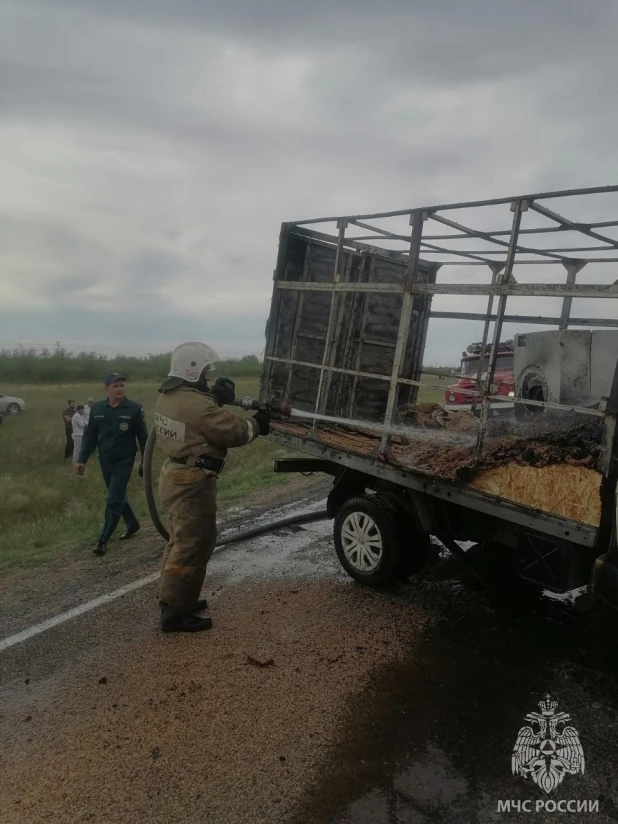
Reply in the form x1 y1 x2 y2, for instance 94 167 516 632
155 411 186 442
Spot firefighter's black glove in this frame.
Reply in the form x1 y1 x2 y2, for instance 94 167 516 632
253 410 271 436
212 377 236 406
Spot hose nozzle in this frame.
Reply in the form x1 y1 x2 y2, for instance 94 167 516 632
233 397 292 417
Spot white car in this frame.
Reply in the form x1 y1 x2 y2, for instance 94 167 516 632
0 393 26 415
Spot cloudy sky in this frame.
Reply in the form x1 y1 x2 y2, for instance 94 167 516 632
1 0 618 363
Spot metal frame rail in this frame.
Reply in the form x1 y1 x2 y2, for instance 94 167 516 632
262 185 618 471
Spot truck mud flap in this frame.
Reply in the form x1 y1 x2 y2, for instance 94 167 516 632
590 554 618 611
440 537 497 595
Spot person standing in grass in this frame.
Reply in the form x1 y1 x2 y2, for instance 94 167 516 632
83 397 95 425
62 400 76 461
71 404 87 467
75 373 148 556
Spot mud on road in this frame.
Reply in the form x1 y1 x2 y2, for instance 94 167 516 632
1 483 618 823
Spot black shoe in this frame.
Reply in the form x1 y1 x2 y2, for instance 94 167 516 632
160 607 213 633
119 525 140 540
93 542 107 556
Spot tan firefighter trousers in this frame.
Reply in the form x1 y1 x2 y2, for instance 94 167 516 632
158 465 217 614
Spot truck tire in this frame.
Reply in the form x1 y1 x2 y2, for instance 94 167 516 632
514 378 545 421
334 494 401 587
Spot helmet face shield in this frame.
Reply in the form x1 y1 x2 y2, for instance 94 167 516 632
168 342 220 382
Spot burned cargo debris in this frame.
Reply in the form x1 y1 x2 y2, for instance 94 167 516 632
271 412 603 482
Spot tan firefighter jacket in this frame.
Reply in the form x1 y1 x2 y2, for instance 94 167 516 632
155 386 259 479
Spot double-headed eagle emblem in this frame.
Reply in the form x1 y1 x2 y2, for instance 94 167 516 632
512 694 585 794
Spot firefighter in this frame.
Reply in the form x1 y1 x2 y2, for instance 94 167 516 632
154 341 270 633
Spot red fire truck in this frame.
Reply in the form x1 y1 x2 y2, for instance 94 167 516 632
444 340 515 416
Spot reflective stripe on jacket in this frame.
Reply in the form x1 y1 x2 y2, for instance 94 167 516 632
154 386 259 477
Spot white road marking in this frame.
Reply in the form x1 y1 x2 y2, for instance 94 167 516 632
0 572 160 653
0 499 329 654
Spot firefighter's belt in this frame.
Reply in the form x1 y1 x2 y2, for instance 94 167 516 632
169 454 226 473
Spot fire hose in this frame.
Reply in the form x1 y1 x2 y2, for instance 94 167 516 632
142 396 328 546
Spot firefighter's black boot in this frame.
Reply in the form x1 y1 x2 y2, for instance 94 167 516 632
160 605 213 633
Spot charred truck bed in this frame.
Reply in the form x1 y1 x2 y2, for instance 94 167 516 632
271 415 603 527
259 187 618 600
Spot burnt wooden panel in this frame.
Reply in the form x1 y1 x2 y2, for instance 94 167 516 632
263 227 435 423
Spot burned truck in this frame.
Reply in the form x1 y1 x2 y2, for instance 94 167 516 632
514 329 618 419
259 185 618 604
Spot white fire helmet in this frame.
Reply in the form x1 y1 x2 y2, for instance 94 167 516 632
168 341 219 382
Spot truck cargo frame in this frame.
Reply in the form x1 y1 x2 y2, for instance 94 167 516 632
259 185 618 596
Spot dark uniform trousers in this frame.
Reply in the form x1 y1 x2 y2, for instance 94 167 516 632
98 459 139 545
64 429 74 460
158 467 217 613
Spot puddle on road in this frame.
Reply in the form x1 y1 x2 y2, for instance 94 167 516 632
210 510 339 589
290 583 618 824
336 747 470 824
218 497 328 538
392 744 469 808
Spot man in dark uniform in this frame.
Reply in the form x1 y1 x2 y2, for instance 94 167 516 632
75 372 148 556
63 400 76 460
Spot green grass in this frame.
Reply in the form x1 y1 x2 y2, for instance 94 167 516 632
417 372 452 405
0 373 450 572
0 379 294 572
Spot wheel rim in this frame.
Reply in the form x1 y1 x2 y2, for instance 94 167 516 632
7 405 19 415
340 511 383 572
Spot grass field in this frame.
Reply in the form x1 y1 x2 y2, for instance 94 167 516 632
416 373 450 405
0 378 296 572
0 374 450 572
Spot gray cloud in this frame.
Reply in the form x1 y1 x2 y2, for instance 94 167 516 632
30 0 617 95
0 306 267 358
0 0 617 362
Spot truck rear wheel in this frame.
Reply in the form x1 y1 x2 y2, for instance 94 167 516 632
334 494 402 586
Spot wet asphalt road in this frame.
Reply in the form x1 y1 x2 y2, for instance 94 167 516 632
2 496 618 823
304 587 618 824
